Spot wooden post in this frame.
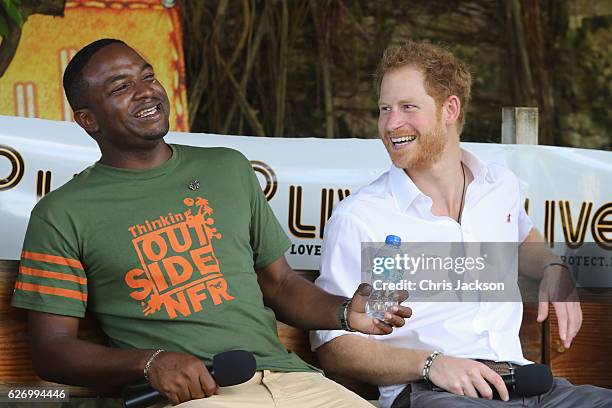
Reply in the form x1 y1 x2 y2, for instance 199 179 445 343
501 107 538 145
504 106 543 370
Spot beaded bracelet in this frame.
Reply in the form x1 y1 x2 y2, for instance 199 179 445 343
339 298 356 332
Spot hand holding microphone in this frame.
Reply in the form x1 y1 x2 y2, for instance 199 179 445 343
428 355 553 401
123 350 256 408
428 355 512 401
498 363 553 398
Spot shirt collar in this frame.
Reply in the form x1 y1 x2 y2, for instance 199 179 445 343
388 147 494 212
388 164 424 212
461 148 494 184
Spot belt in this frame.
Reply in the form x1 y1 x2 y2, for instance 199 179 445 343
476 359 520 376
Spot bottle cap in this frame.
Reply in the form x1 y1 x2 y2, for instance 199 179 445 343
385 235 401 246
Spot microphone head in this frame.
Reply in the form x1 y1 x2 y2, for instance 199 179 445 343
212 350 256 387
513 363 553 397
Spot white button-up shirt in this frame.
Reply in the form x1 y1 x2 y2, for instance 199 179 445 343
312 149 533 408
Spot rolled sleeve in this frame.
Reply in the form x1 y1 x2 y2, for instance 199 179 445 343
517 181 534 243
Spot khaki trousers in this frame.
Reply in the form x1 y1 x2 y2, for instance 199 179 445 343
159 371 373 408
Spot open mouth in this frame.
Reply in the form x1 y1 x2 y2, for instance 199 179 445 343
391 135 416 147
134 104 161 119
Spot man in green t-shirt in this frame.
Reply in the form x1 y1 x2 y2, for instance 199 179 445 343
11 39 411 407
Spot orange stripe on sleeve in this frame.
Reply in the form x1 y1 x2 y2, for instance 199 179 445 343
22 251 84 270
15 281 87 302
19 266 87 285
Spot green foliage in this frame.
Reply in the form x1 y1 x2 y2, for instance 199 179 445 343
0 0 24 38
0 15 8 37
1 0 23 25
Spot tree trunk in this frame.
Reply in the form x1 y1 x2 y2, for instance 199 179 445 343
503 0 569 146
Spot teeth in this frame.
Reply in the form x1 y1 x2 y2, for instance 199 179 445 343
391 135 416 143
135 106 158 118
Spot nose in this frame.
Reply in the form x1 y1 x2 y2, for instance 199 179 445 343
384 108 405 132
134 79 155 100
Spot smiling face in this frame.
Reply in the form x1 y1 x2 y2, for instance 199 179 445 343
377 65 449 170
74 43 171 152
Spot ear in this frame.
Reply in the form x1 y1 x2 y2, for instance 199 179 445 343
74 109 99 135
443 95 461 127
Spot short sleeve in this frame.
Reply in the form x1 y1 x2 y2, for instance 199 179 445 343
246 162 291 269
11 212 87 317
517 181 534 243
310 212 375 350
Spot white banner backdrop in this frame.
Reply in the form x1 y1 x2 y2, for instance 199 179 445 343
1 116 610 278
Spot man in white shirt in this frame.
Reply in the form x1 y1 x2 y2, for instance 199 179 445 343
312 41 612 407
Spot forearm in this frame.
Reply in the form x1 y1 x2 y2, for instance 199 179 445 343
316 334 430 385
28 311 154 389
30 334 153 388
268 272 345 329
519 228 562 279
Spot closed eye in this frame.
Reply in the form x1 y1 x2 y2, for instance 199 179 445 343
111 83 129 94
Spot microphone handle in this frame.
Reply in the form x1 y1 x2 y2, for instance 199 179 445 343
500 371 516 394
429 377 516 398
123 388 164 408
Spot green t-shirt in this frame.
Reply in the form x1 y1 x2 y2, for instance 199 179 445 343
12 144 314 372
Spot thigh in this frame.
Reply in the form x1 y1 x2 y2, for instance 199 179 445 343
161 372 275 408
408 384 530 408
411 393 522 408
538 378 612 408
264 371 374 408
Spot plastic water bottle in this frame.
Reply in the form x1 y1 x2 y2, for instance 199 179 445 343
366 235 402 320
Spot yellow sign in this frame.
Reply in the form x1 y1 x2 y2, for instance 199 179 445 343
0 0 188 131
